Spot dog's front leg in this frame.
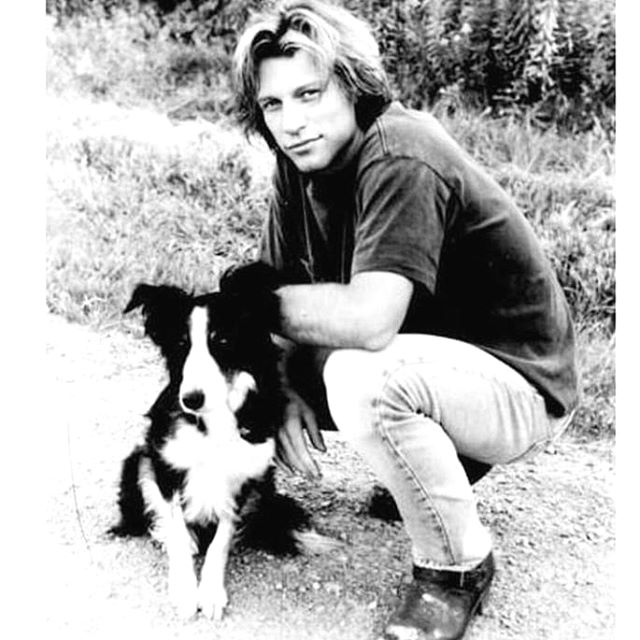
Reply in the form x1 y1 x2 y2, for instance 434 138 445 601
197 515 235 620
165 500 199 618
138 458 199 618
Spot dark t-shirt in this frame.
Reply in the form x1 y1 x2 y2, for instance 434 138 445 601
259 102 579 416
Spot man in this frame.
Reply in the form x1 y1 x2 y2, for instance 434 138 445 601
232 2 578 638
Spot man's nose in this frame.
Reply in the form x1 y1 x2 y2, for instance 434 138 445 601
281 100 306 134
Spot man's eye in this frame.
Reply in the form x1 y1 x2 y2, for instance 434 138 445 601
261 100 280 113
300 89 320 101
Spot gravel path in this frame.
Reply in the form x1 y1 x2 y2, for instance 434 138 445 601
43 314 614 639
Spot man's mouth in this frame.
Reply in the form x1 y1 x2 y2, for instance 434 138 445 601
286 136 321 152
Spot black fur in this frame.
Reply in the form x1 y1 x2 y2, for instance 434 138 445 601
110 445 151 536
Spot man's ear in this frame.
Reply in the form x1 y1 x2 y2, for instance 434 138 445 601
124 283 190 346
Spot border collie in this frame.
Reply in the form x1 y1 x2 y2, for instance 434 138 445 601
110 262 331 620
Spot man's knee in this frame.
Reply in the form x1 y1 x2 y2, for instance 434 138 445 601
322 349 383 440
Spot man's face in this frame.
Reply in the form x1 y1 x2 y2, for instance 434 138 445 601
257 49 358 173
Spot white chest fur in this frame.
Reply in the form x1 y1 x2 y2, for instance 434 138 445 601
161 419 275 524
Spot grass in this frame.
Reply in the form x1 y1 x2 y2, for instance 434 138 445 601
47 100 271 326
46 8 234 112
46 9 615 439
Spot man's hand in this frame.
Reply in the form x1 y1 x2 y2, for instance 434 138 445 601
275 388 326 477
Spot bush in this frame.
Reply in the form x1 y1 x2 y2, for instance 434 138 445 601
47 0 615 133
347 0 615 133
46 0 139 20
46 4 237 111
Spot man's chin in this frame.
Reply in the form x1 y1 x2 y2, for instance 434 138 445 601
287 153 328 174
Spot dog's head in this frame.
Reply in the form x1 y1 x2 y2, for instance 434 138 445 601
125 262 282 434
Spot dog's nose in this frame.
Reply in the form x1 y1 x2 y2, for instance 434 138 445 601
182 390 205 412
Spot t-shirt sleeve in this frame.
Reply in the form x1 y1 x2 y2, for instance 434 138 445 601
352 157 451 294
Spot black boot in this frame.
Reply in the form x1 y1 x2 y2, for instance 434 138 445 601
383 552 495 640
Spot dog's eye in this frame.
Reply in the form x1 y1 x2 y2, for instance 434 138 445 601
209 334 229 348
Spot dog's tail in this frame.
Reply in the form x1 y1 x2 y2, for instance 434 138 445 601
291 529 343 554
108 445 152 537
238 490 341 556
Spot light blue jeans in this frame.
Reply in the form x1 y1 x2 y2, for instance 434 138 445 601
309 334 573 571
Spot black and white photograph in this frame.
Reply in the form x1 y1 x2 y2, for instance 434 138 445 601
42 1 617 638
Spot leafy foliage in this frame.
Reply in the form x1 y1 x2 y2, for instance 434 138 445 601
348 0 615 132
47 0 615 132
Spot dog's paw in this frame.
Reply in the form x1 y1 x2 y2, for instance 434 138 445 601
168 567 199 619
198 579 229 621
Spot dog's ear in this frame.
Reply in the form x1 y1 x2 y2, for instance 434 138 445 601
124 283 191 346
219 261 281 295
125 283 189 315
124 284 159 314
218 262 282 332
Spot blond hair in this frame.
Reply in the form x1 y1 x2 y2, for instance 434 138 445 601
233 0 391 146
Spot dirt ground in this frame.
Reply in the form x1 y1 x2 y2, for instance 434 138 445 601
42 313 614 639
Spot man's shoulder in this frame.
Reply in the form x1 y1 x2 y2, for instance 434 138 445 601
375 102 441 136
360 102 465 168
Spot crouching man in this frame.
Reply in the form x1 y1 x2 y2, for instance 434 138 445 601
232 2 578 638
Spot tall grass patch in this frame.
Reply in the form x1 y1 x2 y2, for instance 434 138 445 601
47 6 233 112
47 103 271 326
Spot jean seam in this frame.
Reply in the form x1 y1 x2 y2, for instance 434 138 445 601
372 368 457 565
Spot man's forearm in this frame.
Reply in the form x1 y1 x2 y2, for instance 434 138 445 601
275 272 413 351
277 283 370 348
